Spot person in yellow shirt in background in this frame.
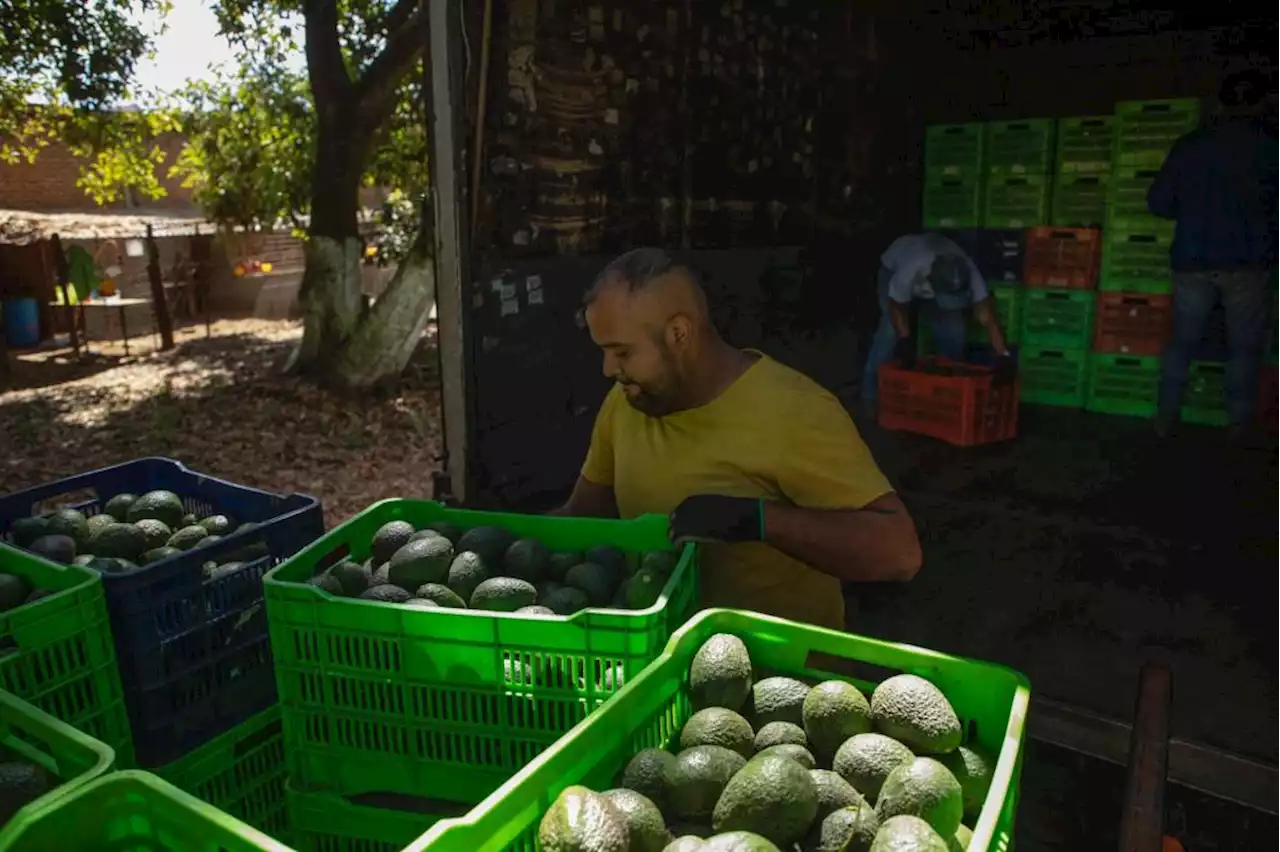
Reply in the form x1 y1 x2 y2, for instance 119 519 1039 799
554 247 922 631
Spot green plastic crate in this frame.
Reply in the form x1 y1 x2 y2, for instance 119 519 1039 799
1086 354 1161 417
919 282 1023 355
984 118 1055 176
155 705 288 841
0 769 291 851
1055 116 1115 174
983 175 1050 228
1020 290 1097 350
0 688 114 841
0 546 134 767
1020 347 1090 407
1050 173 1109 227
1101 229 1173 294
264 500 698 802
1183 361 1229 426
1105 166 1177 234
287 781 467 852
1113 98 1202 168
923 175 984 228
925 123 985 178
408 609 1031 852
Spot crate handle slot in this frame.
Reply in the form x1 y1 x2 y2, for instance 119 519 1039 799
1045 293 1070 302
1137 170 1160 179
1121 296 1150 306
1039 351 1066 359
1116 358 1142 367
1139 103 1173 114
1127 235 1158 244
1081 119 1107 128
1196 364 1226 376
1049 230 1079 240
1076 177 1102 187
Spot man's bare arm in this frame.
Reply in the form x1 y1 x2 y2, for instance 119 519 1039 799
550 476 619 518
972 297 1009 354
762 492 922 582
889 301 912 338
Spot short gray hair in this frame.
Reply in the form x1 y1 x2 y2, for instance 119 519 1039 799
584 247 682 305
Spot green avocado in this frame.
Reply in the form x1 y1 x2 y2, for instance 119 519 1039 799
540 585 590 616
387 536 455 590
9 517 49 549
127 491 186 530
754 722 808 754
756 744 816 771
142 546 182 565
503 538 551 584
803 681 872 760
564 561 618 607
456 525 516 566
663 746 747 821
874 757 963 839
752 677 812 728
423 521 462 545
806 801 881 852
548 551 583 582
45 509 90 549
29 535 76 565
0 574 32 613
446 551 489 602
102 493 137 521
602 788 672 852
133 518 173 551
93 523 149 561
199 514 234 535
832 733 915 802
680 708 756 760
371 520 417 564
690 633 753 713
537 786 630 852
328 559 372 597
710 752 818 847
167 525 210 551
868 815 949 852
869 675 962 755
618 748 676 812
359 584 413 604
0 759 53 823
415 583 467 608
469 577 537 612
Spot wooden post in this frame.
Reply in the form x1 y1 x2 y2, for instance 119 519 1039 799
49 233 80 358
1118 663 1173 852
146 224 175 350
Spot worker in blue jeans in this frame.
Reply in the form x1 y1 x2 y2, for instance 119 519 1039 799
1147 69 1278 439
861 232 1013 401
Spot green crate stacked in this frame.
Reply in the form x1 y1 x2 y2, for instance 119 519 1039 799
1051 116 1112 226
1101 99 1201 295
983 119 1054 227
1086 354 1163 417
923 124 984 227
917 281 1023 356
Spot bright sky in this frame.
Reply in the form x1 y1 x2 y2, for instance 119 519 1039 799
132 1 237 95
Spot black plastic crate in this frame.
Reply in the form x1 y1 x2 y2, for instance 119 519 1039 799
977 229 1027 284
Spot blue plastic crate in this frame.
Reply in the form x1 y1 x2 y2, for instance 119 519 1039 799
0 458 324 767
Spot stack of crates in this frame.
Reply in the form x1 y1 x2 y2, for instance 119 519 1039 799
983 119 1055 228
1019 227 1102 406
1052 116 1112 226
923 124 985 227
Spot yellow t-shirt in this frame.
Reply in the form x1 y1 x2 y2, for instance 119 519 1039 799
581 353 893 630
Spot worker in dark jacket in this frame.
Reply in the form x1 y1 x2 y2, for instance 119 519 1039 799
1148 70 1278 437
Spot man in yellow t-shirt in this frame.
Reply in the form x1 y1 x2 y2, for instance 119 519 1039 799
554 248 922 630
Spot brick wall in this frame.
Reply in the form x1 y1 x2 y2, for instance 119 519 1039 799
0 131 198 213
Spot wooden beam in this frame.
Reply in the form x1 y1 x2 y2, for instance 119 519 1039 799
146 224 175 351
1119 663 1173 852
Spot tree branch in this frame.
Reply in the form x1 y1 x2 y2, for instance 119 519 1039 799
379 0 419 36
303 0 352 109
353 2 426 126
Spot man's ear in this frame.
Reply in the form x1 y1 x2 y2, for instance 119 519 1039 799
667 314 693 348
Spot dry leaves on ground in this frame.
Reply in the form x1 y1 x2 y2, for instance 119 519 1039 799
1 318 442 527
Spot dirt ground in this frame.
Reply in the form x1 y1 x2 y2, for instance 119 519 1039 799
0 318 442 527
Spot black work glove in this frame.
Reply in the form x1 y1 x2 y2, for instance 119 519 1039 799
669 495 764 545
992 352 1018 387
893 335 917 369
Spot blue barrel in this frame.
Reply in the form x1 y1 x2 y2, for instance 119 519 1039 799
3 297 40 347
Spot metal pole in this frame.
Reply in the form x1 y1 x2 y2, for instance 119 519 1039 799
1118 663 1173 852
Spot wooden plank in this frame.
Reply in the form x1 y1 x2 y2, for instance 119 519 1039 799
1118 663 1172 852
146 224 175 350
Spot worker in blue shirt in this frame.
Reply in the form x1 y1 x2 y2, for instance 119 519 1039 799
1148 69 1278 438
861 232 1013 401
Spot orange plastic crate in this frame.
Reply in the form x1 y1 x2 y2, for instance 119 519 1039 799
1023 227 1102 290
878 358 1019 447
1094 292 1173 356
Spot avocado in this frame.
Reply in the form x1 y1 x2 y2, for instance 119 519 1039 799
711 752 819 847
680 707 755 760
0 574 32 613
752 677 811 728
517 605 556 615
754 722 808 753
585 545 628 584
446 551 489 601
93 523 149 561
205 562 246 582
602 788 672 852
538 785 630 852
503 538 551 584
127 490 186 530
10 517 49 548
86 513 117 541
307 573 345 595
403 598 441 609
102 493 138 521
805 801 881 852
387 536 454 590
89 557 138 574
541 585 590 616
756 744 816 771
622 567 665 609
808 770 865 822
359 584 413 604
833 734 915 802
641 549 680 579
803 681 872 760
409 529 445 544
868 815 949 852
199 514 234 535
548 551 583 582
25 588 56 606
664 837 708 852
938 745 993 820
0 760 53 823
704 832 781 851
142 546 182 565
690 633 753 713
372 561 391 586
470 577 538 612
196 533 222 548
870 675 961 755
181 512 199 528
45 509 90 549
423 521 462 545
664 745 747 821
565 561 619 607
875 758 963 839
953 823 972 850
618 748 677 811
133 518 173 551
371 520 417 564
667 823 712 841
415 583 467 608
167 525 210 551
29 534 76 564
456 525 516 566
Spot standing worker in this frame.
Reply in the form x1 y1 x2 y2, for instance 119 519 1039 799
554 248 922 631
861 232 1014 403
1147 69 1278 439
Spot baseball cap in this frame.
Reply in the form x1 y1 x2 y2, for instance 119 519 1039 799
928 253 973 311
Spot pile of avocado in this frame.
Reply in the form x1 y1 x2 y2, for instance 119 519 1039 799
0 754 52 825
0 573 54 614
303 519 680 615
7 490 263 578
537 633 994 852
